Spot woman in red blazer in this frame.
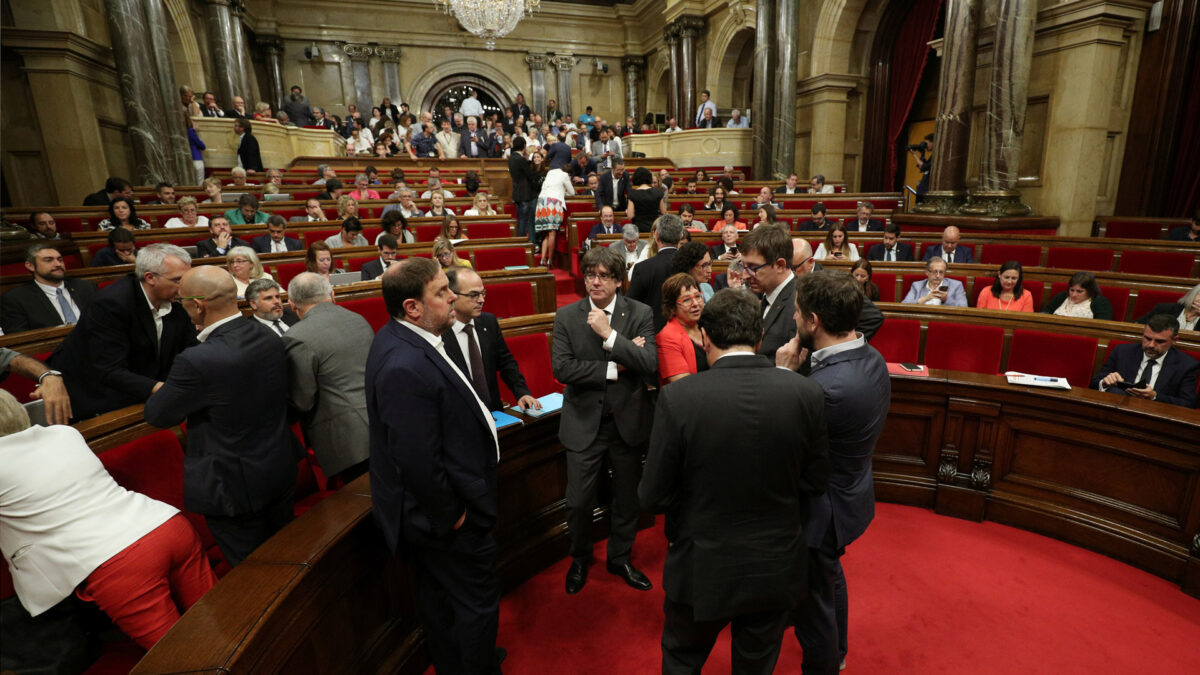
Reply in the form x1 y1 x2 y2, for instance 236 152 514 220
656 273 708 385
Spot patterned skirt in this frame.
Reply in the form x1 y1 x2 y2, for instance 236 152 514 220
534 196 565 233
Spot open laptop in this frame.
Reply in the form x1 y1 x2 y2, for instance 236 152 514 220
328 271 362 286
263 193 291 202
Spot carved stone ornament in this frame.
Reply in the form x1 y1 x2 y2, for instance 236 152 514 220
663 24 680 44
375 46 401 62
969 460 992 490
621 56 645 72
342 44 374 60
676 15 706 38
911 190 969 215
960 189 1034 217
525 53 549 70
551 54 578 72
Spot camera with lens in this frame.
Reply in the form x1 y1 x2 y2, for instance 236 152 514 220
907 142 926 151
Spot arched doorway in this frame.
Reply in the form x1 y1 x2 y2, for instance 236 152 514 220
419 75 511 122
711 27 756 113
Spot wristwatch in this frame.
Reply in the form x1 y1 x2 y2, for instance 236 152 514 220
37 369 63 385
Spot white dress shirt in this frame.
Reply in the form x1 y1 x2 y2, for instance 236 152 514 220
452 318 478 380
589 295 620 381
254 314 288 335
139 283 173 343
35 279 80 324
196 313 242 342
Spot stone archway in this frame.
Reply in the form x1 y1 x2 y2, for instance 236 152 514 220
409 59 524 115
162 0 205 89
420 75 512 121
705 7 756 109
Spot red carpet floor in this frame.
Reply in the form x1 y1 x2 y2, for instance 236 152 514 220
492 503 1200 674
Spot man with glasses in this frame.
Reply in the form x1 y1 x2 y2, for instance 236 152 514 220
553 246 657 596
902 256 967 306
442 268 542 412
47 244 197 419
740 224 798 360
145 266 296 567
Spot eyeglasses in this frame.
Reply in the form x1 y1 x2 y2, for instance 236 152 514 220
742 260 771 277
584 272 616 281
459 290 487 301
676 294 704 307
790 256 813 271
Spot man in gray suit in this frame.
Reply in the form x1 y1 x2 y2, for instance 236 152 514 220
282 273 373 483
776 272 891 674
608 224 649 271
591 127 623 171
740 224 797 360
553 246 657 596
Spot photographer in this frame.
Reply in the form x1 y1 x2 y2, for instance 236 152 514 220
908 133 933 195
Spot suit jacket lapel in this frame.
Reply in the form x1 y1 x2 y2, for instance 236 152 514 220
394 322 493 435
609 295 634 338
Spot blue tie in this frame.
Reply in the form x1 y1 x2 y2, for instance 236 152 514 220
57 288 78 324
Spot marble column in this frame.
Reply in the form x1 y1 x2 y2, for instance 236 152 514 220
964 0 1035 216
344 44 374 113
228 0 251 104
664 26 681 124
915 0 980 214
378 47 403 105
260 36 285 111
771 0 798 179
551 53 576 118
102 0 172 184
751 0 776 180
203 0 239 110
525 53 549 116
677 16 705 128
621 56 644 123
142 0 191 182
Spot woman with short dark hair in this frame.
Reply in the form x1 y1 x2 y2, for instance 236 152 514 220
656 273 707 385
672 242 715 301
1041 271 1113 320
627 166 666 234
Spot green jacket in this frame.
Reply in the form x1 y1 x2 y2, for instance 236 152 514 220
224 208 270 225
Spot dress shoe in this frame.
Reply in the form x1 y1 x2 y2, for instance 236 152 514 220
606 561 652 591
565 560 588 594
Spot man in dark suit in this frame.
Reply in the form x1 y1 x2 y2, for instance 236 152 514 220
234 118 264 173
245 278 300 335
458 116 490 159
1165 211 1199 241
740 224 797 360
776 272 891 674
640 289 829 674
144 266 296 567
1 242 97 334
443 268 541 412
709 223 740 261
586 205 622 240
866 222 914 262
280 92 314 127
82 177 132 206
796 203 833 232
251 215 303 254
553 246 658 595
195 215 251 258
844 202 885 233
199 91 231 117
571 151 597 185
922 226 974 264
290 198 331 223
777 172 803 195
509 137 538 244
1092 314 1199 408
361 233 399 283
626 215 684 333
367 258 505 675
47 244 197 419
798 240 883 344
594 161 631 213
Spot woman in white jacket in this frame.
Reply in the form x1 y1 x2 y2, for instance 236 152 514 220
533 153 575 268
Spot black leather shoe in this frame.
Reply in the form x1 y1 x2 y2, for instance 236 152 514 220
606 561 652 591
565 560 588 594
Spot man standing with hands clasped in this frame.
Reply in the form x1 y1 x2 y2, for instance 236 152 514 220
776 271 891 674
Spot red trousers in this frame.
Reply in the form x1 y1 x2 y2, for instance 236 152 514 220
76 513 217 650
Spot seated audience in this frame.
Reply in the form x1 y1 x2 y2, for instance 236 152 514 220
850 259 881 301
902 256 967 306
655 273 707 385
201 176 225 204
808 174 835 194
226 167 254 188
349 173 380 201
434 237 472 269
796 203 832 231
382 188 421 219
378 210 414 245
976 260 1034 312
1135 283 1200 330
867 223 914 261
725 108 749 128
90 227 138 267
814 223 861 261
2 242 97 333
361 234 399 282
1165 210 1199 241
164 196 210 229
0 391 217 650
226 246 273 299
196 215 250 258
224 193 269 225
441 216 468 242
26 210 60 239
96 197 151 231
778 173 802 195
336 194 359 220
672 241 715 301
704 184 729 212
252 215 302 254
324 217 368 249
710 224 740 261
846 201 884 232
752 186 782 210
317 178 343 201
425 191 454 218
150 182 176 205
464 192 497 216
83 176 133 206
710 205 747 232
922 226 973 264
1092 314 1198 408
1041 271 1114 320
245 278 298 334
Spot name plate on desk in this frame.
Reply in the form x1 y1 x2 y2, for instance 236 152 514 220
1004 371 1071 390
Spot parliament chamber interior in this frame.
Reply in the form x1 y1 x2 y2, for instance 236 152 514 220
0 0 1198 672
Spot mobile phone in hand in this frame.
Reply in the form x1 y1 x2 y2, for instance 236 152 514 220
937 285 949 292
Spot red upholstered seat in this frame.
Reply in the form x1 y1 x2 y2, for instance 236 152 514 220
1103 220 1164 239
0 351 50 404
274 262 308 288
979 244 1041 267
153 213 174 227
87 241 108 258
485 282 536 318
338 296 389 332
1049 282 1130 321
302 229 339 248
469 222 514 239
55 217 87 233
873 272 897 302
362 227 381 243
923 322 1004 375
1046 247 1114 271
1132 288 1183 319
1007 329 1098 387
346 256 375 272
870 319 920 363
1 261 28 276
415 225 442 242
1119 250 1194 277
474 247 529 271
496 333 563 404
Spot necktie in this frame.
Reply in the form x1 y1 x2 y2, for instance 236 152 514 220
56 288 78 324
463 324 489 401
888 248 894 262
761 296 770 317
947 249 954 263
272 320 284 336
1137 358 1157 387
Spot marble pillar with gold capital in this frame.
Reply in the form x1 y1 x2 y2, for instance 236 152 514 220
964 0 1035 216
552 54 577 119
260 36 285 111
622 56 645 124
203 0 239 111
664 25 681 125
771 0 798 179
677 16 705 129
525 53 549 118
142 0 192 183
102 0 173 184
751 0 776 180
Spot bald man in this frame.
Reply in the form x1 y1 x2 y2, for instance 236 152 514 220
144 266 298 566
789 237 883 374
922 226 973 264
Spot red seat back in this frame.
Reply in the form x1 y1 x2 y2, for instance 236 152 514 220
1103 220 1164 239
1132 289 1183 320
469 222 514 239
485 282 536 318
924 322 1004 375
346 256 375 272
274 262 308 288
55 217 87 233
1119 251 1194 277
474 247 529 271
1008 329 1098 387
302 229 339 248
1046 247 1114 272
0 352 51 404
870 319 920 363
496 333 562 402
873 272 897 303
415 225 442 242
979 244 1042 267
338 296 389 332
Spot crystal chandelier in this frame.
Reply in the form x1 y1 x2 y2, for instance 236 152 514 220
433 0 540 51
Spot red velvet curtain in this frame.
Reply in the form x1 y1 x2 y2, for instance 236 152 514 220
1166 47 1200 217
885 0 945 189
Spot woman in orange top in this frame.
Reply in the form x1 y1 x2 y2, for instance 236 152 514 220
656 273 707 385
709 205 748 232
976 260 1035 311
